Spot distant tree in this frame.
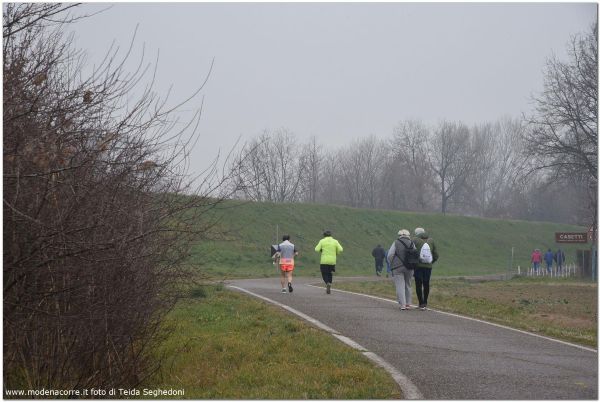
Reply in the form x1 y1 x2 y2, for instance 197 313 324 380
378 150 407 210
229 132 270 201
231 128 303 202
269 128 303 202
299 136 323 203
469 117 527 217
524 175 593 224
361 136 388 209
390 120 435 211
428 121 473 214
317 150 342 205
229 132 274 201
337 136 387 208
337 144 367 208
525 23 597 229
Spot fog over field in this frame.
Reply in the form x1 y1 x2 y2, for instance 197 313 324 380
70 3 597 172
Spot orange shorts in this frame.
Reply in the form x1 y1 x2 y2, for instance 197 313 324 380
279 258 294 272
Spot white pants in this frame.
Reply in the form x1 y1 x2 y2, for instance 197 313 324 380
391 267 412 306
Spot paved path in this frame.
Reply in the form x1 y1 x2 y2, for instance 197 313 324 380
227 277 597 400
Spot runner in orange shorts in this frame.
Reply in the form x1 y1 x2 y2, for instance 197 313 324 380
274 234 298 293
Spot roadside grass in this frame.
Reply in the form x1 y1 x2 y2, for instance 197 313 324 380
334 276 597 347
146 284 402 399
190 199 585 279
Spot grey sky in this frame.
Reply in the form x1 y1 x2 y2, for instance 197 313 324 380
70 2 597 174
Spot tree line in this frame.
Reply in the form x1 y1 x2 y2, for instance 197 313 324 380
229 24 597 228
228 120 592 225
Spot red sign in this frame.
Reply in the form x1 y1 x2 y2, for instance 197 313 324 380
555 232 588 243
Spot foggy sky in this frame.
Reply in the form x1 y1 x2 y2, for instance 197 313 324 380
70 2 597 174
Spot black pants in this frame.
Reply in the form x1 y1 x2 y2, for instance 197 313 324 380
414 267 432 305
375 259 384 273
320 264 335 284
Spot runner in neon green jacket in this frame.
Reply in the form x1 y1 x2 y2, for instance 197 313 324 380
314 230 343 294
315 235 343 264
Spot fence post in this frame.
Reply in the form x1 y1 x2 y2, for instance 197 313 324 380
511 247 514 277
592 243 597 283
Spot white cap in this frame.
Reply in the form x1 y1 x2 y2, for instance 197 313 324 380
397 229 410 237
414 227 425 235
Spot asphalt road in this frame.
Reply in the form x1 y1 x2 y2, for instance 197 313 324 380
227 277 598 400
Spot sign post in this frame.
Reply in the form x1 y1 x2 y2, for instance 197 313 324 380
556 232 589 280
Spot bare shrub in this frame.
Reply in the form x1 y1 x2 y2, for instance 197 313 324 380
4 4 230 392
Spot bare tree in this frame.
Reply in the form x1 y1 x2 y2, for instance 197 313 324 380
337 145 366 208
390 120 435 210
4 4 233 392
231 128 303 202
316 150 342 205
336 136 387 208
428 121 473 214
525 23 597 228
298 136 323 203
378 150 407 210
469 117 528 217
362 136 388 209
229 133 269 201
270 128 303 202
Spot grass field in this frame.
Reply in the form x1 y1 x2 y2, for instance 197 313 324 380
190 200 586 279
147 284 402 399
334 276 597 347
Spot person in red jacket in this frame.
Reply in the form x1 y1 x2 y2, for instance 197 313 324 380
531 249 542 273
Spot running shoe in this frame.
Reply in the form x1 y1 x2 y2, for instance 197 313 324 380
288 282 293 293
281 288 287 293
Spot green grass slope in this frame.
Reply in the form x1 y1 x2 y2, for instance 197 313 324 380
191 200 586 279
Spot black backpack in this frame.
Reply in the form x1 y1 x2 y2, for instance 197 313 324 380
395 239 419 270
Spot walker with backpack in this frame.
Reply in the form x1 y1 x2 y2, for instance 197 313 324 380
394 238 433 270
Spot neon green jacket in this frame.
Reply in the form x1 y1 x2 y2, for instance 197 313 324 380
314 236 343 265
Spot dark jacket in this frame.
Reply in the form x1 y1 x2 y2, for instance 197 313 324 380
544 251 554 264
412 231 439 269
372 245 386 262
554 249 566 264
